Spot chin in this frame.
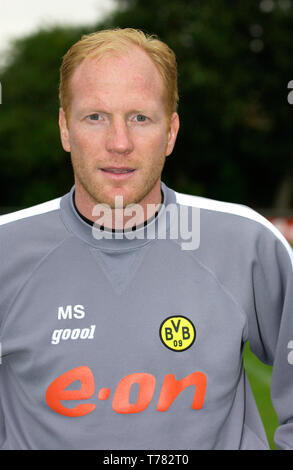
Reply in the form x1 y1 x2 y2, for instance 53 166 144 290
89 190 134 209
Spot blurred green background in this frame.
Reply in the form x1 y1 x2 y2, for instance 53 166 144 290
0 0 292 210
0 0 292 449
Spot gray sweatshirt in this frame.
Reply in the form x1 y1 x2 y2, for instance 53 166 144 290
0 182 292 450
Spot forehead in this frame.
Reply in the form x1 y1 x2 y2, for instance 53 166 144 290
69 46 165 108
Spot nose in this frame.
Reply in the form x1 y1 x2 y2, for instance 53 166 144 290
106 118 134 155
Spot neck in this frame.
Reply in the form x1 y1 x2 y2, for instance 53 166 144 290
74 184 163 230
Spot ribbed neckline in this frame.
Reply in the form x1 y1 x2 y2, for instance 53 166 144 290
60 182 176 250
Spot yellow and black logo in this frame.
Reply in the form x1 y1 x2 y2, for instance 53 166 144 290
159 315 196 352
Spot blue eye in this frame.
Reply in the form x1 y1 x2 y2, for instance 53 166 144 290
136 114 147 122
89 113 101 121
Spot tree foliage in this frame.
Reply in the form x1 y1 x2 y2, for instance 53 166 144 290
0 0 292 209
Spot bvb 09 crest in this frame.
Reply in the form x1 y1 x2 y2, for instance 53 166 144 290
159 315 196 352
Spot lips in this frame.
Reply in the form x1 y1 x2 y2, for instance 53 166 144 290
100 167 136 179
101 167 135 174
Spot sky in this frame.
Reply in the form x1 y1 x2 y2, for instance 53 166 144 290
0 0 116 65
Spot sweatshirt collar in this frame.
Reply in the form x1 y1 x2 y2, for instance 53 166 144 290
60 182 176 250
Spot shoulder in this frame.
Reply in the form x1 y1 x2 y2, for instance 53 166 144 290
0 195 69 254
174 190 293 269
0 197 61 228
0 196 69 330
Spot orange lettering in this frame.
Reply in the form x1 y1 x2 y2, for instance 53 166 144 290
45 366 96 417
46 368 208 417
156 372 207 411
112 373 156 414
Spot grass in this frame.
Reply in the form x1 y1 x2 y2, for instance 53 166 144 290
243 342 279 450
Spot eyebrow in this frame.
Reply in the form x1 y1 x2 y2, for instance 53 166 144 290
78 107 157 118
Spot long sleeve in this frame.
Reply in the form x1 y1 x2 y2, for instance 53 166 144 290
0 367 6 449
247 229 293 449
270 245 293 450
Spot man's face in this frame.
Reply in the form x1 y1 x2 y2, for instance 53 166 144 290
59 46 179 211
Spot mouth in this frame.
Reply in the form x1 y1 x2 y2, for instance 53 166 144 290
100 167 136 179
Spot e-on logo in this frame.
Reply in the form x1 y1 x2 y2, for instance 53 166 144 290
159 315 196 352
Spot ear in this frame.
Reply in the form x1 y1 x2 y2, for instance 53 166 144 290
59 108 71 153
165 112 180 157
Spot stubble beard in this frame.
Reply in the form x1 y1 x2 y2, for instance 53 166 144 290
71 152 167 213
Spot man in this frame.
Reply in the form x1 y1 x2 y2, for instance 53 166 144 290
0 28 292 450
